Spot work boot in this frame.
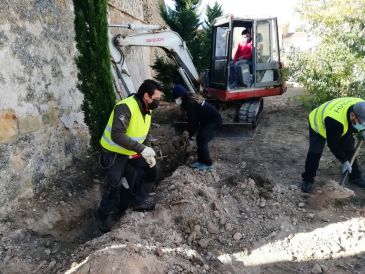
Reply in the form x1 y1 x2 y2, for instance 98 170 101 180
96 213 113 233
349 176 365 188
133 198 156 212
301 181 314 193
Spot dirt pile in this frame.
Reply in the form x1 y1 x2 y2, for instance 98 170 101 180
64 159 365 274
2 90 365 274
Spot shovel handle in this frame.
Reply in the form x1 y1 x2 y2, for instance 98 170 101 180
350 139 364 166
340 139 364 186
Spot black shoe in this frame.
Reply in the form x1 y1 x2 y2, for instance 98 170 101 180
133 199 156 212
97 220 111 233
349 176 365 188
301 181 314 193
96 212 113 233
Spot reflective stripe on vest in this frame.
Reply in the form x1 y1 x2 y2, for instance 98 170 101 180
309 97 364 138
100 96 151 155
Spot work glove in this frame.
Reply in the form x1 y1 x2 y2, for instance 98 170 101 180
141 146 156 159
342 160 352 174
357 130 365 141
121 177 129 189
189 136 196 146
145 156 156 168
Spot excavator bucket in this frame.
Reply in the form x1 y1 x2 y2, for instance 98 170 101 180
217 122 254 138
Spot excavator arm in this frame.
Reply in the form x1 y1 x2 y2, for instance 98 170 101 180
108 23 200 98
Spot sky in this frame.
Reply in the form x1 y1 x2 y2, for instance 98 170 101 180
164 0 302 30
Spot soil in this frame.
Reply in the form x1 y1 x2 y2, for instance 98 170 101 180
1 87 365 274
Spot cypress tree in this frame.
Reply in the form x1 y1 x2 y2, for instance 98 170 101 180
73 0 116 150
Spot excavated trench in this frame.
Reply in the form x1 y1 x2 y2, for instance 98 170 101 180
0 118 193 273
3 95 365 274
47 104 191 238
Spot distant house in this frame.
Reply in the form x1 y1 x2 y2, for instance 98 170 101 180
282 32 308 52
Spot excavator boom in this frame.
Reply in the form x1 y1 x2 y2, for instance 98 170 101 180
109 24 199 98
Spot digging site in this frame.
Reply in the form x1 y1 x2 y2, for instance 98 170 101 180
1 90 365 274
2 1 365 274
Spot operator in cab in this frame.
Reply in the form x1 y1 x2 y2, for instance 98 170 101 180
172 84 222 171
97 79 163 232
229 29 253 88
301 97 365 193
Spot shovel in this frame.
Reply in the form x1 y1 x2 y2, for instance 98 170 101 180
340 139 364 187
309 139 363 205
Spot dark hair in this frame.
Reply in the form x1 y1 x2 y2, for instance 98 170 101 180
241 29 250 36
137 79 162 97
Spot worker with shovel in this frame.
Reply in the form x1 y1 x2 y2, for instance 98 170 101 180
97 79 163 232
301 97 365 193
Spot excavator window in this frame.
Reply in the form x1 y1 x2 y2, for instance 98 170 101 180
215 27 229 58
255 19 281 85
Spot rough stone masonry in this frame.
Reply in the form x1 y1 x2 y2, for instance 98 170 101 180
0 0 165 212
0 0 89 207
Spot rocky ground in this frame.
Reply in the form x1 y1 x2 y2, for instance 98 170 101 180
1 88 365 274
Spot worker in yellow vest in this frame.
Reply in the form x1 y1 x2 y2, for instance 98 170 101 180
97 79 163 232
301 97 365 193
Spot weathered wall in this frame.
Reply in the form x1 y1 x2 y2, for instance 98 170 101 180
0 0 89 207
0 0 165 209
108 0 166 93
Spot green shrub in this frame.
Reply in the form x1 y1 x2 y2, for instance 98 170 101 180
289 0 365 109
73 0 116 150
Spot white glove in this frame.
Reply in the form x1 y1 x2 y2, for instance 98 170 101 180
342 161 352 174
121 177 129 189
189 136 196 146
145 156 156 168
141 146 156 159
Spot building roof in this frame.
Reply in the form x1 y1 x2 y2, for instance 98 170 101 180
283 32 307 39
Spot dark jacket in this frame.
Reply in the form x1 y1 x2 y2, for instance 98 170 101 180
181 96 222 138
325 106 357 163
110 94 151 154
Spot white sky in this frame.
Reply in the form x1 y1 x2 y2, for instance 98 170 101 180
164 0 302 30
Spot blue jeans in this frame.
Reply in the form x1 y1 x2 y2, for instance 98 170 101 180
229 59 252 87
197 123 219 166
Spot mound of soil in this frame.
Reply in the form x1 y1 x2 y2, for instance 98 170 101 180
2 89 365 274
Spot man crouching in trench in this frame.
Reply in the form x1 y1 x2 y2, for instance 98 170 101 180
96 79 163 233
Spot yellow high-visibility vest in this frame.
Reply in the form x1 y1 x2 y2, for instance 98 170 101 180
100 96 151 155
309 97 363 138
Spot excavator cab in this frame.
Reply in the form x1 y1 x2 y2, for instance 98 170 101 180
205 15 286 125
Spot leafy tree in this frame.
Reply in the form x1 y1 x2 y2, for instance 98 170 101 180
73 0 116 150
160 0 202 70
289 0 365 108
153 0 223 99
153 0 202 100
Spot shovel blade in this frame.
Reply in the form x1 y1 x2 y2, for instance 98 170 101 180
340 171 350 187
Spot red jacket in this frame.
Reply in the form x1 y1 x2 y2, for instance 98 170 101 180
233 41 252 63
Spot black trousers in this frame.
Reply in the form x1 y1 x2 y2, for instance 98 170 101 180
302 126 360 183
97 151 157 220
197 123 218 166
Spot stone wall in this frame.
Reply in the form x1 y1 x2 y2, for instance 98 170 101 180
0 0 165 209
0 0 89 207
